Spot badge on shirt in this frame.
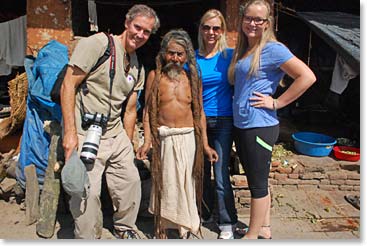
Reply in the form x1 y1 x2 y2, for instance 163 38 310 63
126 74 135 85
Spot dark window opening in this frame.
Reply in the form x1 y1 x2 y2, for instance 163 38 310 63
71 0 221 119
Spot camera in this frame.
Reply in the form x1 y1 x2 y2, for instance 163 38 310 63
80 113 108 168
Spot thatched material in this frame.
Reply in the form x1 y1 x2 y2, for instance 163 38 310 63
0 72 28 139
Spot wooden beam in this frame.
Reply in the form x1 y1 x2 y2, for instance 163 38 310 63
24 164 40 225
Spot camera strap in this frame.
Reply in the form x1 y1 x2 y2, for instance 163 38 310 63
79 32 116 121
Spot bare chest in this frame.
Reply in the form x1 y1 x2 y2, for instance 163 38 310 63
159 75 192 103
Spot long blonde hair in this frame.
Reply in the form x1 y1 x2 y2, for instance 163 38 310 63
228 0 277 84
197 9 228 57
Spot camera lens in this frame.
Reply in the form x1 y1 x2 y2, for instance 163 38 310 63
80 124 102 168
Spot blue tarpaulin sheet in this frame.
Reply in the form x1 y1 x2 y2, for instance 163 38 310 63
16 40 67 189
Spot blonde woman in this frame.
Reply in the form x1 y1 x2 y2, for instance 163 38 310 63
228 0 316 239
196 9 238 239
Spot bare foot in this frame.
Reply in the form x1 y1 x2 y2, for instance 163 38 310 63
242 235 258 239
259 225 272 239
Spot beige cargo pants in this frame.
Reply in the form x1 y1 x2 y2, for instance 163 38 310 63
69 129 141 239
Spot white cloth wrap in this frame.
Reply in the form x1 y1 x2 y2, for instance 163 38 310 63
149 126 200 236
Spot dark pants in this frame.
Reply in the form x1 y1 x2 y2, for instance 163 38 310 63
202 117 238 232
234 125 279 198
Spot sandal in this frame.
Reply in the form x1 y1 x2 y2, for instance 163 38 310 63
258 225 272 239
113 229 140 239
236 226 272 239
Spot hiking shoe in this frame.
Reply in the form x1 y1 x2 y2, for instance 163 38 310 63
166 229 180 239
113 229 139 239
218 231 234 239
182 232 201 239
235 227 248 236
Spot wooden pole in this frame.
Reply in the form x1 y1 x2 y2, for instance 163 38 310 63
36 121 63 238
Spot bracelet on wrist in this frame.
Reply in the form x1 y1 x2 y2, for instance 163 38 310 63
273 98 278 111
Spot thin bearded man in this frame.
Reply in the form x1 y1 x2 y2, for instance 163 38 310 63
137 29 218 239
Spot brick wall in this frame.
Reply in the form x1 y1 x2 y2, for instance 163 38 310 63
26 0 74 55
232 153 360 215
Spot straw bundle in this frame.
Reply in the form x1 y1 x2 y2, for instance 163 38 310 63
0 72 28 139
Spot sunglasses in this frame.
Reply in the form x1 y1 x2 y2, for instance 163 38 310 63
201 25 221 32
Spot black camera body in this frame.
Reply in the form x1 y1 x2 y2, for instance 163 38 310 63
81 112 108 132
80 113 109 168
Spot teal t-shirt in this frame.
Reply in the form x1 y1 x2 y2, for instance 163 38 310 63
233 42 293 129
196 48 234 117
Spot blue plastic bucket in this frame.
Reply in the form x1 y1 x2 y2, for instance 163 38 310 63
292 132 336 157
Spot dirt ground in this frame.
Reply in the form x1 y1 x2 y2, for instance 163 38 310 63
0 184 361 240
0 117 361 240
0 197 115 240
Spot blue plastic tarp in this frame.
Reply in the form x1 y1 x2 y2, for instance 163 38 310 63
16 40 68 189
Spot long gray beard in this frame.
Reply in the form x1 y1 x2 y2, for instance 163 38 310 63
162 62 184 80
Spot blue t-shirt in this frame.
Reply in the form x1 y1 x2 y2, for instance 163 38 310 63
233 42 293 129
196 48 234 117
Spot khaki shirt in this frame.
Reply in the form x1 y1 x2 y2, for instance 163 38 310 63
69 33 144 138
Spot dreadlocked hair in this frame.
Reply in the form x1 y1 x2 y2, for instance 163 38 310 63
147 29 204 239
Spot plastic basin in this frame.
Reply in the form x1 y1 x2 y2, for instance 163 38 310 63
292 132 336 157
333 146 360 162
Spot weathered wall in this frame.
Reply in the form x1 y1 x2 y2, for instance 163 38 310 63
26 0 72 55
222 0 276 47
223 0 240 48
25 0 239 52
